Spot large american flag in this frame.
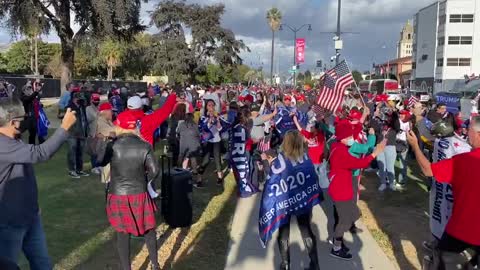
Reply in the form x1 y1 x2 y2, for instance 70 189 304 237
317 60 354 111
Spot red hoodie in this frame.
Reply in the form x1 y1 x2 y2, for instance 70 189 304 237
116 94 177 145
328 142 374 201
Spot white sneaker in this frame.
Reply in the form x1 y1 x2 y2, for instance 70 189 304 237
389 184 396 191
378 184 387 192
91 167 101 175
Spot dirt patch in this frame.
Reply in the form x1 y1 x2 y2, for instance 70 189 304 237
358 168 431 270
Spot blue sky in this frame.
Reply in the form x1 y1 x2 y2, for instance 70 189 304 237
0 0 435 74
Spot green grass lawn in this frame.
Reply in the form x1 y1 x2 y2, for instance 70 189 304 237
18 126 238 270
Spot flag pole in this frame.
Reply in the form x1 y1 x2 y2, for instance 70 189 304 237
344 60 367 108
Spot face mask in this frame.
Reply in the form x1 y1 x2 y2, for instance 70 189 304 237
346 138 355 147
12 119 27 138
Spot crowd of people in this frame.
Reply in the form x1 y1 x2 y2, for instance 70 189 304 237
0 77 479 270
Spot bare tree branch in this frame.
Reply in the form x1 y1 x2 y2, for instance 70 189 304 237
30 0 58 23
73 24 89 42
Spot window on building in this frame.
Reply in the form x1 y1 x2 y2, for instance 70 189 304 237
438 36 445 46
450 14 462 23
449 14 474 23
437 58 444 67
459 58 471 66
408 34 411 40
462 14 474 23
447 58 471 66
448 36 473 45
412 62 416 69
448 36 460 44
460 36 473 44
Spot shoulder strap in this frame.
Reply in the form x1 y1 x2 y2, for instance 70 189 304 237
326 147 337 162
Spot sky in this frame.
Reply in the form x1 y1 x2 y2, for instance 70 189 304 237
0 0 436 75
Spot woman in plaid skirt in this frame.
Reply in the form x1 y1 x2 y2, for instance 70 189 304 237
96 112 160 270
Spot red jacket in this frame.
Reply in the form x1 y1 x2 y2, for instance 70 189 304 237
128 94 176 145
328 142 374 201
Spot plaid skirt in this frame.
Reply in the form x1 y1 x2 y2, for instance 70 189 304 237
106 192 157 236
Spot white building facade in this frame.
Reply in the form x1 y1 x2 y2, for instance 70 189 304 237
397 21 414 59
412 0 480 93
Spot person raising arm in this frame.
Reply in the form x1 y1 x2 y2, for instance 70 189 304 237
406 130 433 177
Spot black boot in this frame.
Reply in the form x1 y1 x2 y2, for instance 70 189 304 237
278 239 290 270
303 237 320 270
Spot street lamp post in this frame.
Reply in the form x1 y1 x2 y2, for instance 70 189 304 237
336 0 341 65
280 23 312 88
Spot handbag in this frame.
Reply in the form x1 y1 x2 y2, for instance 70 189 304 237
85 136 99 156
317 148 337 189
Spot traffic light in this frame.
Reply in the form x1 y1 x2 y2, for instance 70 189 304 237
316 60 322 68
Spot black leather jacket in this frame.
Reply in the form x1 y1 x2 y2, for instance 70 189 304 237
97 134 159 195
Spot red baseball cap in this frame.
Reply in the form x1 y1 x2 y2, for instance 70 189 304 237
400 109 412 119
91 93 101 101
348 109 362 121
114 111 141 130
98 102 112 112
375 94 389 103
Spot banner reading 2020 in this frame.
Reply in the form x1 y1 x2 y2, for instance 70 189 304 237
258 153 322 247
296 38 305 64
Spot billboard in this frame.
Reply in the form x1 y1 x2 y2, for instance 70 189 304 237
295 38 305 64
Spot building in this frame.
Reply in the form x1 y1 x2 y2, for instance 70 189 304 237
397 21 414 58
412 0 480 93
375 56 413 88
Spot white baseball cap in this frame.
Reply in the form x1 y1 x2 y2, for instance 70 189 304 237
127 96 142 109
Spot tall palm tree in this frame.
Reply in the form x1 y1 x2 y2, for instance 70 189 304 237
266 8 282 85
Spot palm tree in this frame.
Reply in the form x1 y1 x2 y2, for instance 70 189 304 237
266 8 282 85
99 38 126 81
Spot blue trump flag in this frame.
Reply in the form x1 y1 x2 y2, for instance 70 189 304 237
37 106 50 138
229 123 258 198
259 153 323 247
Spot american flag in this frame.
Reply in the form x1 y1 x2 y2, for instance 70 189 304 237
465 73 479 84
317 60 354 111
258 134 271 152
311 104 326 119
408 95 419 108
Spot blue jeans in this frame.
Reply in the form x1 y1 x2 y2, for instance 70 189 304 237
90 155 98 169
397 150 408 184
67 137 85 172
376 145 397 185
0 213 51 270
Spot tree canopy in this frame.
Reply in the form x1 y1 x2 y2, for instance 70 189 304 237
4 40 60 74
149 0 249 83
0 0 146 91
266 8 282 32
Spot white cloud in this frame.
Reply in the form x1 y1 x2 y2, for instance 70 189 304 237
0 0 434 72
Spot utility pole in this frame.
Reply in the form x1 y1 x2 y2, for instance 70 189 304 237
336 0 341 65
34 34 39 76
293 31 297 87
270 30 275 85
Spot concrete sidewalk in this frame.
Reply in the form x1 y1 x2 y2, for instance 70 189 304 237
225 193 397 270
